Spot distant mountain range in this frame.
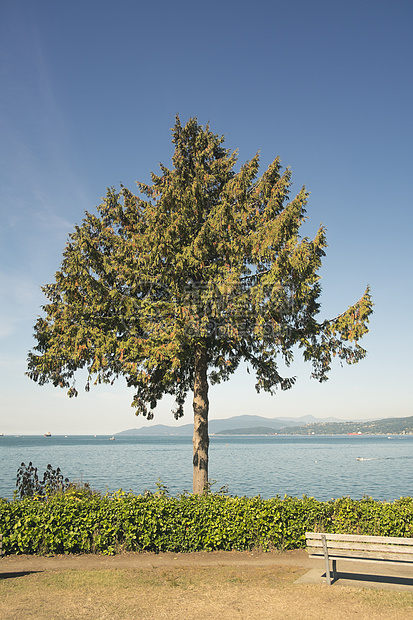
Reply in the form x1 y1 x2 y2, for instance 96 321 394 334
115 414 413 436
115 414 344 436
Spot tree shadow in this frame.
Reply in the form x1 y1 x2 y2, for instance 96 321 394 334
0 570 43 580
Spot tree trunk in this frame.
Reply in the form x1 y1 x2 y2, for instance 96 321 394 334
192 344 209 494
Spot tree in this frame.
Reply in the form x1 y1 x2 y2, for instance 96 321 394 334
27 117 373 494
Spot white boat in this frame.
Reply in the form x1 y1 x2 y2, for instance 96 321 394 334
44 432 51 437
109 436 116 441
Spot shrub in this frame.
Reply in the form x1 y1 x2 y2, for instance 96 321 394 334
1 490 412 556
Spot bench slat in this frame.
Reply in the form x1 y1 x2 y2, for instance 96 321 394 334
306 540 413 554
306 532 413 545
308 554 413 566
309 549 413 562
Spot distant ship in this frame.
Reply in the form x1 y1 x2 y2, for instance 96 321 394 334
109 436 116 441
44 432 51 437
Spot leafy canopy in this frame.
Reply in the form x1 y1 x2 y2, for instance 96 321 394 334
27 116 373 418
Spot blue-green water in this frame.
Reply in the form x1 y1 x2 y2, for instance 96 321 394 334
1 434 412 501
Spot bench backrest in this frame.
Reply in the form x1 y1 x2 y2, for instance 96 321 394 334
306 532 413 563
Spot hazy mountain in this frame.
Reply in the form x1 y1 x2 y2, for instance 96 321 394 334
272 415 343 423
117 424 194 436
215 426 281 435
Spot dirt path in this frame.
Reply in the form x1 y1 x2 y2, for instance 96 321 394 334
0 548 310 572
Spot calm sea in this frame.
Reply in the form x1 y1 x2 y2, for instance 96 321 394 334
0 434 412 501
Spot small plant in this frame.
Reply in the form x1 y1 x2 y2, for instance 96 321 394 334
203 479 231 496
154 479 170 496
64 480 96 498
16 462 70 499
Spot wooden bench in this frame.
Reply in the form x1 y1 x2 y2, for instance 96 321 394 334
306 532 413 585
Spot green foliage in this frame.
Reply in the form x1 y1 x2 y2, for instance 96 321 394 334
25 117 373 494
26 116 373 420
1 491 412 557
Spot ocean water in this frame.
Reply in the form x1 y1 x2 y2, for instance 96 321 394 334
0 434 412 501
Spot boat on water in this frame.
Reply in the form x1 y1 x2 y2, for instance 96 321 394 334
109 436 115 441
44 432 51 437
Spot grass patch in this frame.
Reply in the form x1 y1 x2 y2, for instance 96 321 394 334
1 565 413 619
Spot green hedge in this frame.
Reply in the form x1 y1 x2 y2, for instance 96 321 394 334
1 491 413 556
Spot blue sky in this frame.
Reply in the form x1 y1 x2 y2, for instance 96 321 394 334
1 0 412 434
